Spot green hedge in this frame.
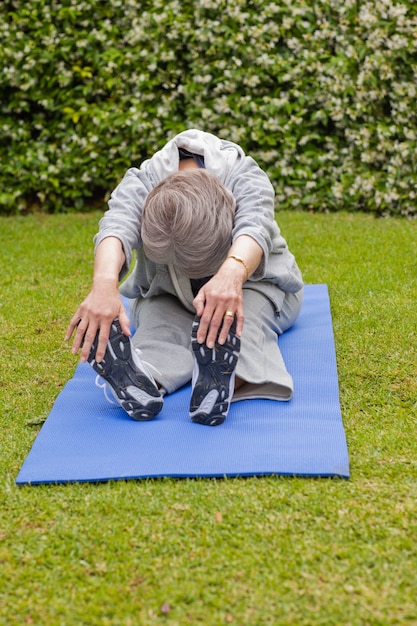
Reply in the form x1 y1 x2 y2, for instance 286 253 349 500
1 0 417 215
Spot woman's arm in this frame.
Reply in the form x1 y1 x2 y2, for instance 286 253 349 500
65 237 131 363
193 234 263 348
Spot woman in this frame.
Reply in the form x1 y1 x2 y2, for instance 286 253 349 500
66 129 304 426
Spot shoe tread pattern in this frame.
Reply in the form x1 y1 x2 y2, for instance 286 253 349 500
190 316 240 426
87 319 163 421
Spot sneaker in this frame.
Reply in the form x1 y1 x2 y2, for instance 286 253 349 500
189 316 241 426
87 318 163 421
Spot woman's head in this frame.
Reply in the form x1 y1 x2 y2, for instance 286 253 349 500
141 169 236 279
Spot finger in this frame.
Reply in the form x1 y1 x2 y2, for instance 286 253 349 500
235 305 244 337
118 308 131 337
195 293 214 343
192 291 206 318
70 318 89 355
196 309 212 345
65 312 82 341
92 321 112 364
217 311 236 345
78 321 99 363
205 309 225 349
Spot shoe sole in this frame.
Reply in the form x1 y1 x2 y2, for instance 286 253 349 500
190 316 240 426
88 319 163 421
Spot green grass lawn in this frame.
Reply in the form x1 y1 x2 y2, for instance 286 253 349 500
1 211 416 625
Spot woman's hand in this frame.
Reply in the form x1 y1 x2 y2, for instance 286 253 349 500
192 235 264 347
65 281 130 363
192 263 245 348
65 236 128 362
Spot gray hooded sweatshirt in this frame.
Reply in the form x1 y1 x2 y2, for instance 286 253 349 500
94 129 303 310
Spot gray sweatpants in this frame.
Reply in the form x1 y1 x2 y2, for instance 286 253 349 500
129 285 303 402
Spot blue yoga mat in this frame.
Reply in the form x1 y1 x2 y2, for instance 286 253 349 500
16 284 349 484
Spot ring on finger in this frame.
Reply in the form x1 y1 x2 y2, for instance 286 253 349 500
224 310 235 318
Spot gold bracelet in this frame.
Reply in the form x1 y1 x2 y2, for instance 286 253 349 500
227 255 250 281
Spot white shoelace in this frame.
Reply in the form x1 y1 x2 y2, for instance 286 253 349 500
93 347 164 408
95 375 118 406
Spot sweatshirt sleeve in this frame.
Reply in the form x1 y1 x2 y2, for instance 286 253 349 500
93 167 154 281
222 151 284 280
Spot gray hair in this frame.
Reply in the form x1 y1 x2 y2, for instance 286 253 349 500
141 169 236 279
